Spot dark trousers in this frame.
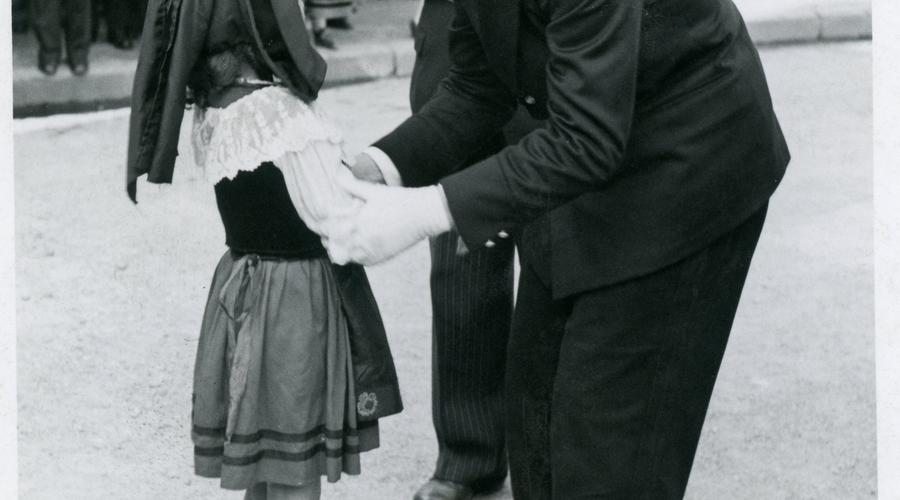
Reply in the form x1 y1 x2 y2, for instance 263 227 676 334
412 0 514 489
428 233 514 488
13 0 30 33
30 0 91 59
507 205 769 499
96 0 147 42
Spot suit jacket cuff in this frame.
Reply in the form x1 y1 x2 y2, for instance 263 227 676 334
439 157 511 249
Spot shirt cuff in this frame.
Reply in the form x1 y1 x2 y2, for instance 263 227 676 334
363 146 404 187
414 0 425 25
435 184 455 231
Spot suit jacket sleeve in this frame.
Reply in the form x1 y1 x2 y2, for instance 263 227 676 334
372 2 519 188
382 0 643 248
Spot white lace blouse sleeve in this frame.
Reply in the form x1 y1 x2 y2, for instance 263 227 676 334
274 147 359 235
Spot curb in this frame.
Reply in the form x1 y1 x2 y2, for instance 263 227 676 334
11 5 870 118
747 3 872 45
11 42 419 118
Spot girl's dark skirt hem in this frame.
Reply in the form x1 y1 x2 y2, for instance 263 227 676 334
193 421 380 489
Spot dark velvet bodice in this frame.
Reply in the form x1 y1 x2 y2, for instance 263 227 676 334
214 162 326 258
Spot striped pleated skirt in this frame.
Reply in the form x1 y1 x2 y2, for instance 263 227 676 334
191 250 379 490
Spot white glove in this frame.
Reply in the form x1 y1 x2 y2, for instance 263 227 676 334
324 168 454 265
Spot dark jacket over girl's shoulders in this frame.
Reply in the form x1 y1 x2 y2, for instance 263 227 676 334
126 0 326 202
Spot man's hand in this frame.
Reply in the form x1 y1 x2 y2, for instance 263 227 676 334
324 169 453 265
345 152 386 184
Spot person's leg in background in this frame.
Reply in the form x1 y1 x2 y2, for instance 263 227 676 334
30 0 63 75
126 0 148 44
62 0 91 74
304 0 353 49
13 0 31 34
410 1 515 499
325 0 355 31
309 16 332 50
244 480 322 500
101 0 134 49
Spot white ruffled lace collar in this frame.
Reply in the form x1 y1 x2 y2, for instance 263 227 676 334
191 86 345 184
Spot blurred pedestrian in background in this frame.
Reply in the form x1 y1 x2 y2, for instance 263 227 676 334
304 0 355 49
93 0 148 50
30 0 91 76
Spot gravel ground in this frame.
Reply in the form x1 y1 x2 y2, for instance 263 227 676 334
15 42 873 499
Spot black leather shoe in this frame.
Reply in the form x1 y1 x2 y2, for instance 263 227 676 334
313 30 336 50
413 479 474 500
38 52 60 76
67 50 89 76
471 477 506 496
326 17 353 30
69 59 89 76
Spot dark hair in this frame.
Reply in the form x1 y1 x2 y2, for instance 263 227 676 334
187 44 273 108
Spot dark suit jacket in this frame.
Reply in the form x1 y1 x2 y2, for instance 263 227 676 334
374 0 790 298
410 0 544 168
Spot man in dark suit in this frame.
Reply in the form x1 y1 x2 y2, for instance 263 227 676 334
330 0 790 497
408 1 543 498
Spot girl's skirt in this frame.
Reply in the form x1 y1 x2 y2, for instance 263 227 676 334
191 250 379 490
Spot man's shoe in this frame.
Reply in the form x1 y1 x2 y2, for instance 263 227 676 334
38 52 60 76
69 59 89 76
109 29 135 50
38 58 59 76
471 477 506 496
413 479 474 500
313 30 336 50
326 17 353 30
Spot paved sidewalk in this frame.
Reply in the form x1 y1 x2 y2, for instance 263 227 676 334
11 0 870 116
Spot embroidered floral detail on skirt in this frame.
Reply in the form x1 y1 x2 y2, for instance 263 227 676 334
356 392 378 417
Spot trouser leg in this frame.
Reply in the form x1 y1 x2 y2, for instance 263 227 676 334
128 0 148 38
507 205 768 499
61 0 91 60
102 0 128 43
245 482 268 500
244 480 322 500
30 0 63 58
429 230 514 489
504 260 568 500
266 480 322 500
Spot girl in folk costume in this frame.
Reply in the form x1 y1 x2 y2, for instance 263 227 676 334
125 0 403 498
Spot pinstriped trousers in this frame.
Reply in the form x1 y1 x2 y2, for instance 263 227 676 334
428 232 514 489
412 0 516 488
